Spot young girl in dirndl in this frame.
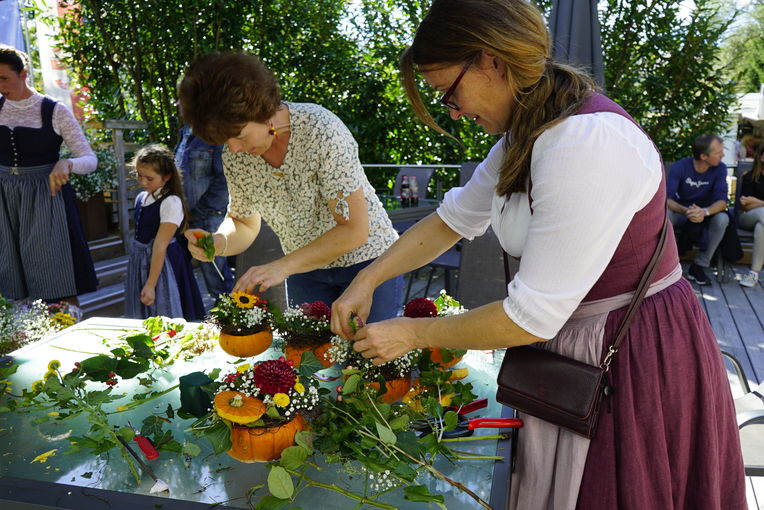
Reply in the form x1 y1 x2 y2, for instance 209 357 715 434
125 144 204 321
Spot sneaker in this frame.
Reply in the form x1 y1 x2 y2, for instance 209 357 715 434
687 263 711 286
739 270 759 288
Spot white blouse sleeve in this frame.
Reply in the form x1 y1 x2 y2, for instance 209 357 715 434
159 195 184 227
52 103 97 175
436 139 503 239
502 112 663 339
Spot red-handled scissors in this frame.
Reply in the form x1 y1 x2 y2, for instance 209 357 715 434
128 422 159 460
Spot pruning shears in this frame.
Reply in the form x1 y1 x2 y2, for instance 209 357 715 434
412 398 523 438
128 422 159 460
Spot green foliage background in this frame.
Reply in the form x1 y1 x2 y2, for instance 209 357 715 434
41 0 738 190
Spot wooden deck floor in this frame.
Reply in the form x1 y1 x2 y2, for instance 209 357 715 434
684 263 763 510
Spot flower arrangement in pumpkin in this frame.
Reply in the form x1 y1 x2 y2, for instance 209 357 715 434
274 301 334 368
328 333 421 404
207 291 276 357
196 357 321 463
404 291 468 369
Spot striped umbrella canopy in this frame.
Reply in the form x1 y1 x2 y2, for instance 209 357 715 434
548 0 606 89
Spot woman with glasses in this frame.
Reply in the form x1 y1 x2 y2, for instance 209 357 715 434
331 0 745 508
179 52 402 320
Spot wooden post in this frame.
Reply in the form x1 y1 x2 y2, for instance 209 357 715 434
102 120 148 255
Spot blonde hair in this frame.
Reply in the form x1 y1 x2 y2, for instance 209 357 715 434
400 0 596 196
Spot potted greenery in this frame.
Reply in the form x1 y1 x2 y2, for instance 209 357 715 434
65 147 117 240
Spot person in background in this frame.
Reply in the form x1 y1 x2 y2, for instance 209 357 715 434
124 144 204 321
178 52 402 320
175 122 234 304
666 133 729 285
0 44 97 305
330 1 745 508
737 141 764 287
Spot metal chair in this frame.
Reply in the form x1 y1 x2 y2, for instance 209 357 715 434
721 350 764 476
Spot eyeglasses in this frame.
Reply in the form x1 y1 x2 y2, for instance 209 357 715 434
439 62 471 111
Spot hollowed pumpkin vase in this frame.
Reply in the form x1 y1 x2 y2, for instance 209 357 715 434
284 342 333 369
369 376 412 404
428 348 463 369
218 329 273 358
227 414 306 463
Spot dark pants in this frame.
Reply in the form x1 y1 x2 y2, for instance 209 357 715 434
286 259 403 322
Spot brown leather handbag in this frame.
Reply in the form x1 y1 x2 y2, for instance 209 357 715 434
496 217 669 438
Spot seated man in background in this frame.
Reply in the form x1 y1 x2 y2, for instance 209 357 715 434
667 133 729 285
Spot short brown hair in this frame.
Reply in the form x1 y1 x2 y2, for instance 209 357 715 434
178 52 281 144
0 44 29 73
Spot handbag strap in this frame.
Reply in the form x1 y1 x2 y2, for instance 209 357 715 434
503 213 670 371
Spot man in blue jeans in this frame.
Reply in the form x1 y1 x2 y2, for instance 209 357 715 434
175 124 234 303
667 133 730 285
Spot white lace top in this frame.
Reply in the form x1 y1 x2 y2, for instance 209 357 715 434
224 102 398 268
0 91 96 174
437 112 663 339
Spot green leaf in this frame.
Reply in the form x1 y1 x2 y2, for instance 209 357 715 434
266 406 281 419
202 419 232 455
389 414 409 431
279 445 308 470
294 431 313 453
298 351 325 377
267 466 294 500
182 442 201 457
116 427 135 442
444 411 458 431
79 355 118 381
159 440 182 453
115 358 150 379
125 334 155 359
404 485 445 504
343 374 361 394
254 495 291 510
375 422 397 445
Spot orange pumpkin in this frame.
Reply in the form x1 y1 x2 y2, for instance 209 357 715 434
214 390 266 425
428 348 463 368
369 376 412 404
219 330 273 357
227 414 306 463
284 342 333 369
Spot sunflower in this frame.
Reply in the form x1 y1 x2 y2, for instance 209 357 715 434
231 291 258 309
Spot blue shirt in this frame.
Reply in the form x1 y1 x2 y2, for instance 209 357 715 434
174 125 229 220
666 157 728 208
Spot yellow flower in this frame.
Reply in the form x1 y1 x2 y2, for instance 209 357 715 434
231 291 258 309
47 360 61 371
273 393 290 407
43 370 58 380
31 449 57 463
48 412 59 417
236 364 250 373
293 382 305 394
116 405 129 412
31 380 45 392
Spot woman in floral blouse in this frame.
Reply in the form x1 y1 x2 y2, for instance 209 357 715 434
180 52 402 321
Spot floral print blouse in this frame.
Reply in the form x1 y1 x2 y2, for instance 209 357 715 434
223 102 398 268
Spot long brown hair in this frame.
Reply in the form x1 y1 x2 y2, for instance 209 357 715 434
749 142 764 183
400 0 596 197
132 144 190 230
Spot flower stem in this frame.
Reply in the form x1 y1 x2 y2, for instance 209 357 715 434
105 384 179 414
282 468 396 510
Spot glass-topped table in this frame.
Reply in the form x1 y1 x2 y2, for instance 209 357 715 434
0 318 511 509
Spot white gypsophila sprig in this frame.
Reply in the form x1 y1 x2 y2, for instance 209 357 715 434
328 335 351 364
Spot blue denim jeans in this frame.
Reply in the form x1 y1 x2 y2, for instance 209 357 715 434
286 259 403 322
